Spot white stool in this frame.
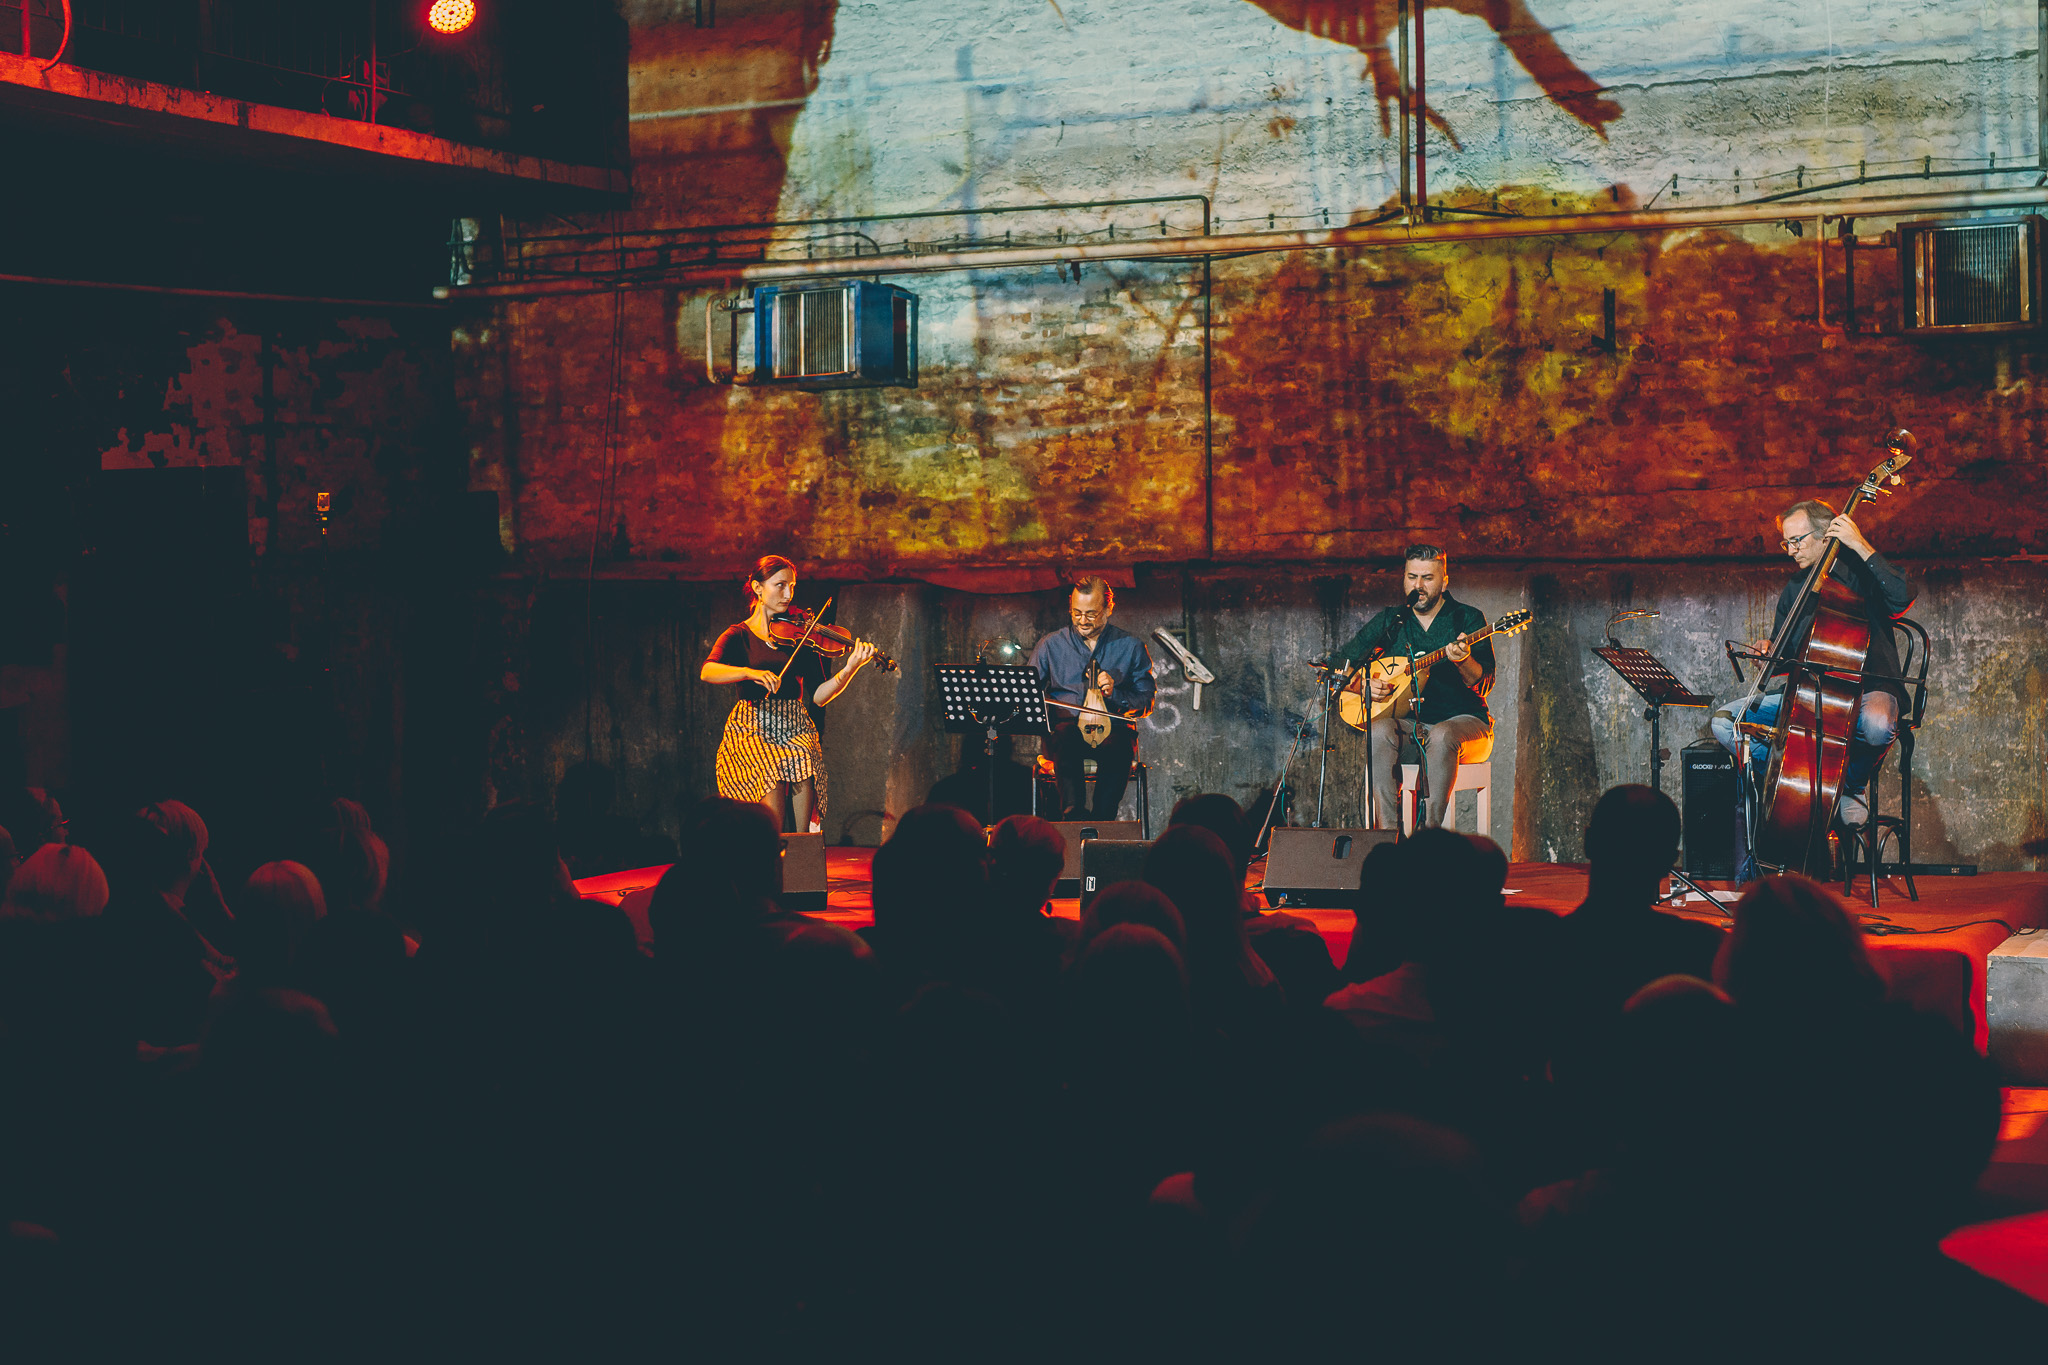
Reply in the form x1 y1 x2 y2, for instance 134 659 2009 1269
1399 761 1493 836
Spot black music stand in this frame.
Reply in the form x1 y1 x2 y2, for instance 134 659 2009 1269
1594 646 1721 906
1593 646 1712 794
936 664 1051 827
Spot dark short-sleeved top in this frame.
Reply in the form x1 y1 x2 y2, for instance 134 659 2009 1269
709 622 825 702
1030 623 1156 720
1331 591 1494 726
1769 552 1917 704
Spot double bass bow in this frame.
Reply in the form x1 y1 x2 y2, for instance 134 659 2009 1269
1739 434 1914 874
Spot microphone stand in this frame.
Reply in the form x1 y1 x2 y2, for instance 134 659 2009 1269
1257 663 1338 852
1314 663 1337 827
1406 599 1431 833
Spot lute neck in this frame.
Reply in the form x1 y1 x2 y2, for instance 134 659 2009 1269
1409 622 1493 671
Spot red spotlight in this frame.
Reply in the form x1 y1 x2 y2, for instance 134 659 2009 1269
427 0 476 34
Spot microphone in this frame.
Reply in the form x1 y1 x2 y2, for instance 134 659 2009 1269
1405 588 1422 607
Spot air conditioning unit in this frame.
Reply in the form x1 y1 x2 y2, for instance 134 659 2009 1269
1898 216 2041 334
750 281 918 388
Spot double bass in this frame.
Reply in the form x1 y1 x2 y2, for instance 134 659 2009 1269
1741 437 1913 875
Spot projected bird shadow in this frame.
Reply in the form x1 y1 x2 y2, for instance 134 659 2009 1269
1243 0 1622 141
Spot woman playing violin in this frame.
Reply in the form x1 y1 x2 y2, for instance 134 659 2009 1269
701 555 877 832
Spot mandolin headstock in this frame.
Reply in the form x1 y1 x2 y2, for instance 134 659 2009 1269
1490 610 1534 638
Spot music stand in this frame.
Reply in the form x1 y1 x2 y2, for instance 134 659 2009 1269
1594 645 1720 906
1592 646 1712 794
936 664 1051 826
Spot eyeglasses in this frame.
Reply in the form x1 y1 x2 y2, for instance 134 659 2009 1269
1778 532 1813 551
1069 610 1104 622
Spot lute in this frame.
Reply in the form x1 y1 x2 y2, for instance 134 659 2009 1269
1337 610 1533 732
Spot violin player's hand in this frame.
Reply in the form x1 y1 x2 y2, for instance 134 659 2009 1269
847 640 879 672
750 669 783 690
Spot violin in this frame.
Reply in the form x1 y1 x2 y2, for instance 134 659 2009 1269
766 607 900 673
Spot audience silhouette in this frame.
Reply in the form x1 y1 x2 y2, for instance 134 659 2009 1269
1 774 2041 1358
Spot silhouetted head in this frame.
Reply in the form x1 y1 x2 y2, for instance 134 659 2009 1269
139 799 209 895
1065 923 1191 1050
1717 874 1885 1018
650 796 783 945
93 812 189 900
237 861 328 983
1167 793 1253 880
1076 880 1187 960
1 843 110 921
987 814 1066 917
871 804 988 946
310 798 389 916
1400 827 1508 955
1584 784 1682 903
1145 824 1275 1001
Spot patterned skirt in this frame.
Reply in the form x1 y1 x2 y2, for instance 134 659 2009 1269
715 698 827 816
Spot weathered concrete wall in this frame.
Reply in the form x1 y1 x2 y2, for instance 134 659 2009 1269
487 557 2048 870
0 285 470 882
469 3 2045 573
452 2 2048 869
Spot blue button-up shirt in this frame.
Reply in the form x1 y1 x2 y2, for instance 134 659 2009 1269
1031 623 1156 722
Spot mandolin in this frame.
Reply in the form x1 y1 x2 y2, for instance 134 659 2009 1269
1337 610 1533 732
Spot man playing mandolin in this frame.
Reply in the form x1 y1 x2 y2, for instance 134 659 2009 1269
1031 576 1156 821
1332 545 1495 831
1711 500 1915 877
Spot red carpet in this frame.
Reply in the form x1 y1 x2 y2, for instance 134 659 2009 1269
575 853 2048 1049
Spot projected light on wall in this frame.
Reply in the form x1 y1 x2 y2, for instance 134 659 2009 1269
427 0 478 35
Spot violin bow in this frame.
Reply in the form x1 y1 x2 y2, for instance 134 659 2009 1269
771 594 834 690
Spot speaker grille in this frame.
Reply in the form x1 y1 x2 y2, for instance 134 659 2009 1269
772 286 854 377
1905 217 2038 332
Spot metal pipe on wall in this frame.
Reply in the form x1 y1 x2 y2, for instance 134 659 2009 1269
1397 0 1411 219
437 186 2048 297
1414 0 1427 219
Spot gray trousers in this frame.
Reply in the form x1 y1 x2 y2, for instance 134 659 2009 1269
1367 711 1494 831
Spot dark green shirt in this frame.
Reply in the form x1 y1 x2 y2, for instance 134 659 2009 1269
1331 592 1494 726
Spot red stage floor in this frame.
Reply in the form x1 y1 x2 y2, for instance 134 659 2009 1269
576 851 2048 1050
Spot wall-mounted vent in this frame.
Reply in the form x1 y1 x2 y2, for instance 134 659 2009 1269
1899 216 2041 334
751 282 918 389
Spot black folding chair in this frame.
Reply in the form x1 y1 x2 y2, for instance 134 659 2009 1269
1841 617 1929 906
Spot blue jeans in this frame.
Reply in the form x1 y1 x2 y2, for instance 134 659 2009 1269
1709 689 1900 880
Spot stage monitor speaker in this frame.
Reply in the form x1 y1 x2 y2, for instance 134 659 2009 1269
1051 820 1144 891
1681 741 1737 880
779 832 827 914
1261 827 1398 907
1079 839 1154 912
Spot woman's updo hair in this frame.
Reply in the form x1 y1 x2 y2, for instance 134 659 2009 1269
746 555 797 605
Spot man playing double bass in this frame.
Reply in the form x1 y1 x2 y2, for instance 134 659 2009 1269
1711 499 1915 880
1031 576 1156 821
